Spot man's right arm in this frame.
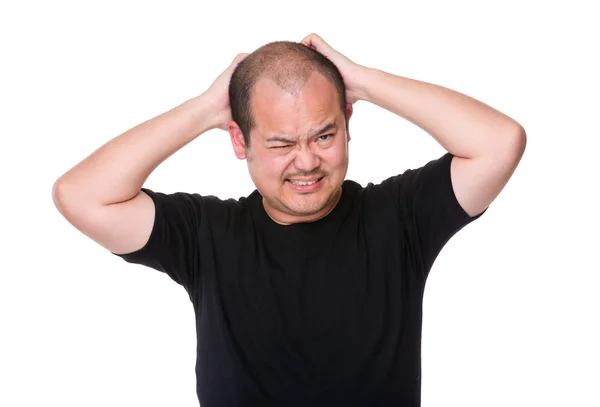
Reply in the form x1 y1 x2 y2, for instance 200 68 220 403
52 93 218 255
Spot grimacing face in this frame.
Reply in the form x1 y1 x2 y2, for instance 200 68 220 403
228 71 353 225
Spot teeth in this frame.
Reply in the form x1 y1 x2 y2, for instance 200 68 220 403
290 178 319 186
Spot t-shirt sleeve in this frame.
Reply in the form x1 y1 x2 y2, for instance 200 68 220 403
385 152 487 279
110 187 201 293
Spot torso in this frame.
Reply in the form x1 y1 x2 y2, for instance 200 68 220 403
192 181 427 406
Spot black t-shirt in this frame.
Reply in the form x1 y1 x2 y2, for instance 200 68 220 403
112 152 485 407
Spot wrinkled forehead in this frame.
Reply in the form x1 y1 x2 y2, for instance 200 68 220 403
250 74 342 139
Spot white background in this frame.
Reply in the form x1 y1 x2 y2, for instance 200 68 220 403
1 0 598 406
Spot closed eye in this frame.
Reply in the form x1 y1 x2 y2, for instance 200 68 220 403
269 134 333 149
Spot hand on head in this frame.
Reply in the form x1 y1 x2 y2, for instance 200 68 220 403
300 33 366 105
204 34 367 132
205 53 249 131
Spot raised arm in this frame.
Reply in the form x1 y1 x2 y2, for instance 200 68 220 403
52 53 248 255
301 33 526 217
355 68 525 217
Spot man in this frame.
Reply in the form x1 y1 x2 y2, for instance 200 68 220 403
53 33 526 406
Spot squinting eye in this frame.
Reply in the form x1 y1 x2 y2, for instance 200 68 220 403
318 134 333 141
271 145 292 149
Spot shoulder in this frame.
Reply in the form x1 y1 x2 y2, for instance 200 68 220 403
361 152 453 196
348 152 468 219
196 190 260 236
144 187 257 224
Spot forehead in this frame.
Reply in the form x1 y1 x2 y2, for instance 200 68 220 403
250 72 340 137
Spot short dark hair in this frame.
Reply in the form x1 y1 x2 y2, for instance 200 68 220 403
229 41 347 147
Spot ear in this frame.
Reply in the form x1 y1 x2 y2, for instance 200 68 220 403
345 103 353 142
228 120 247 160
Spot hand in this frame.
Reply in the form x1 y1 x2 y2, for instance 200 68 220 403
204 53 249 131
300 33 368 105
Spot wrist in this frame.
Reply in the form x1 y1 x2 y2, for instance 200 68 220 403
185 93 221 133
353 66 380 104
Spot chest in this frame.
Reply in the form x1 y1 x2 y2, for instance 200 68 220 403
209 231 421 358
194 226 426 401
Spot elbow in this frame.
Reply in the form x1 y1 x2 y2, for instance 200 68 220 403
52 179 71 214
485 125 526 164
52 178 80 215
495 125 526 166
510 125 527 160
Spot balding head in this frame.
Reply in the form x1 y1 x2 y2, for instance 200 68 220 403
229 41 347 147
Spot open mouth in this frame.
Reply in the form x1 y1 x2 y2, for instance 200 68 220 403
286 176 325 191
287 176 324 186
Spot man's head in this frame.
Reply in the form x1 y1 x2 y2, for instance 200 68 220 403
227 41 353 225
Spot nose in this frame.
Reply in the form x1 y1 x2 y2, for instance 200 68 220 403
293 145 321 174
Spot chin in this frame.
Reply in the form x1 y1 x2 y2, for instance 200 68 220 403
283 189 339 217
286 203 328 217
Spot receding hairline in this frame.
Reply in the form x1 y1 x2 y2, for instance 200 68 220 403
229 40 347 147
247 71 344 141
252 68 335 99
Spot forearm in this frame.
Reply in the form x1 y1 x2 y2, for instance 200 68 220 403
54 93 217 207
357 67 524 158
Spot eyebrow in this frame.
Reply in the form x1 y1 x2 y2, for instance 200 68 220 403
266 121 337 143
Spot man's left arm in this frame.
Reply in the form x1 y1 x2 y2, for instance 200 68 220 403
300 33 526 217
355 67 526 217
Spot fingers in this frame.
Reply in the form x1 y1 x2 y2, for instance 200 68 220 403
300 33 315 48
301 33 324 49
300 33 333 56
232 53 249 65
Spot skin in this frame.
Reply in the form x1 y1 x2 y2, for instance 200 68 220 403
224 32 525 224
228 71 353 225
299 34 526 218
